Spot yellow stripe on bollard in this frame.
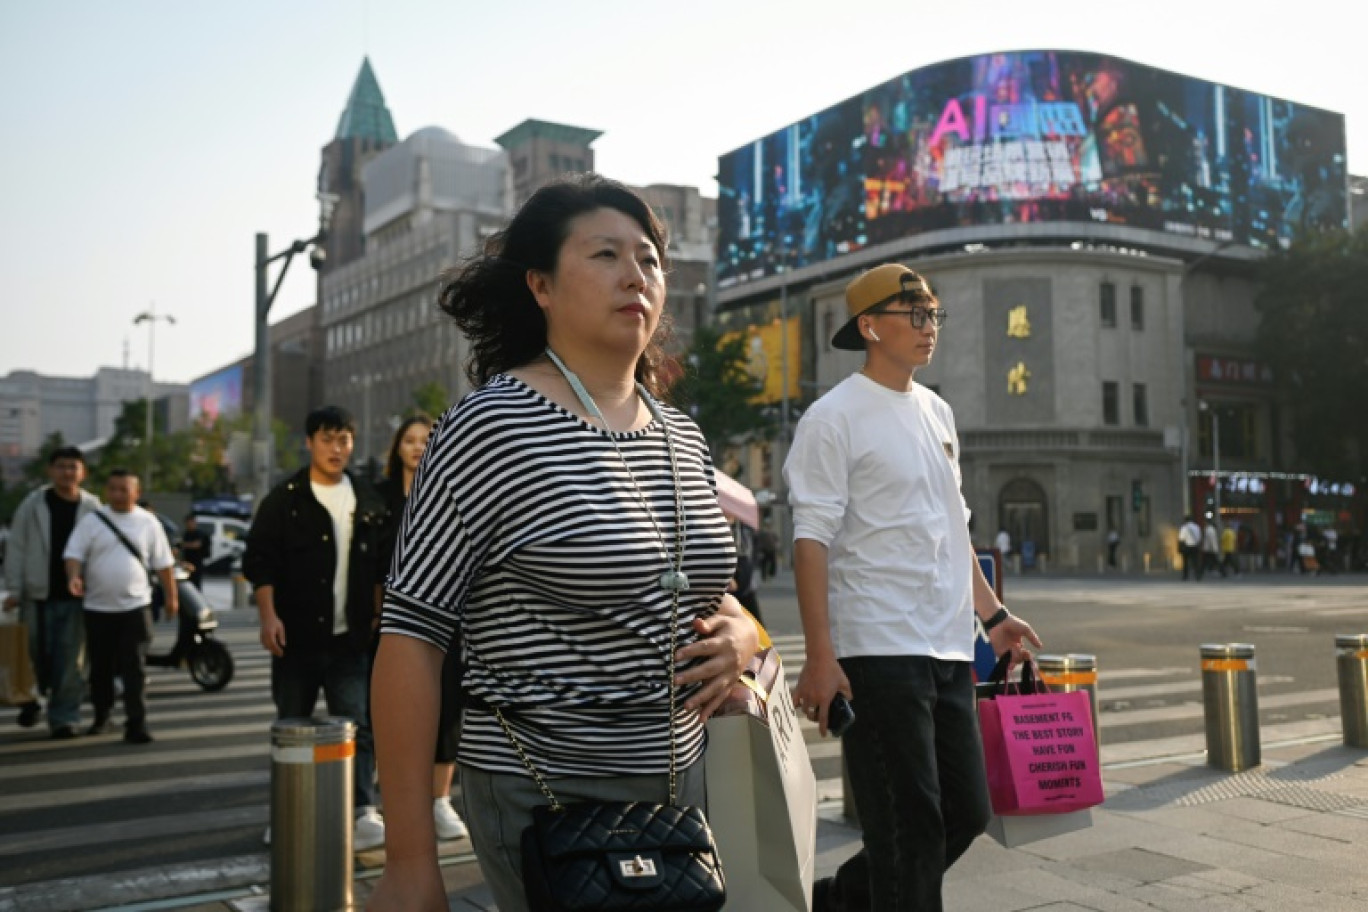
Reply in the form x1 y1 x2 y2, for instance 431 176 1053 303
1040 671 1098 686
314 741 355 763
1202 658 1251 672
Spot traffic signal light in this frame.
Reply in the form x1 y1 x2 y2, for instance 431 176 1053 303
1132 479 1143 512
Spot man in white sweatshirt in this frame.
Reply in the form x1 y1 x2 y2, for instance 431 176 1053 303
787 264 1042 911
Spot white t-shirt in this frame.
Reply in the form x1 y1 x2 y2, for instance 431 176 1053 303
1178 522 1201 548
784 373 974 661
311 475 356 635
63 506 175 613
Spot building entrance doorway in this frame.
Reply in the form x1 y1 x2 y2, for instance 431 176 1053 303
1000 478 1049 567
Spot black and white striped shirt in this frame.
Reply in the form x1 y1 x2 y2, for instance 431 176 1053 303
380 374 736 779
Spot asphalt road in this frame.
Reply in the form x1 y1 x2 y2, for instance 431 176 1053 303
1 571 1365 896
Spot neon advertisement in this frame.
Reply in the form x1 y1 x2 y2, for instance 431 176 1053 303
716 50 1348 288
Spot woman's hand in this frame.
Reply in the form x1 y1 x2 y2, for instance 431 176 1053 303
675 593 761 721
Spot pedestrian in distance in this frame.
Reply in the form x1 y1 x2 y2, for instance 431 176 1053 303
374 413 469 842
178 514 210 589
1178 515 1201 580
1220 522 1240 577
1106 527 1120 569
756 524 778 580
727 518 763 625
3 446 101 739
62 469 178 744
242 405 390 850
786 263 1042 911
367 175 760 912
1202 520 1224 579
994 526 1011 563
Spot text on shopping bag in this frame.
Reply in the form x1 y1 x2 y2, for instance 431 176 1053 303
997 691 1102 810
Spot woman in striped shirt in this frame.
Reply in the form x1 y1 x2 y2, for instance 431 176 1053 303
369 175 760 912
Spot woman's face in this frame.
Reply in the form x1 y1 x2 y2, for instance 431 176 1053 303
529 207 665 358
399 423 431 473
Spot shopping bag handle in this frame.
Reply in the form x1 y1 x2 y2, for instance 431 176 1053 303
984 652 1047 696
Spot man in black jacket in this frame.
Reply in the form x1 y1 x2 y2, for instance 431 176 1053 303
243 406 390 850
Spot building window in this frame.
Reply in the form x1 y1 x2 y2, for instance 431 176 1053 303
1198 403 1260 460
1133 382 1149 427
1102 381 1119 426
1130 286 1145 330
1100 281 1117 328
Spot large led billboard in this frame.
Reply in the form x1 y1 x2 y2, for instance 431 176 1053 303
189 364 244 424
717 50 1348 288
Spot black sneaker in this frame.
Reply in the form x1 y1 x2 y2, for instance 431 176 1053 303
17 702 40 728
86 719 111 736
124 727 153 744
51 726 79 740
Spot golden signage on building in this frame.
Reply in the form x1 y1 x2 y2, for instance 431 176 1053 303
1006 305 1031 339
1007 361 1031 395
722 315 802 405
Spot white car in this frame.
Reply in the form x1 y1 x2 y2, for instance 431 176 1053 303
190 515 250 574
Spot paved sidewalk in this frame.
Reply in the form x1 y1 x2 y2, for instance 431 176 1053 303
8 733 1368 911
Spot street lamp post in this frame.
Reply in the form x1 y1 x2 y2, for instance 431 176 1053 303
1199 399 1222 524
350 373 377 471
252 192 338 509
133 305 176 492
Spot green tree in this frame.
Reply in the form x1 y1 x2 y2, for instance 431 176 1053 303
411 381 450 419
1253 226 1368 480
668 326 766 461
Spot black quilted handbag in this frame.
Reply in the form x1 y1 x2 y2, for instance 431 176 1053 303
520 801 725 911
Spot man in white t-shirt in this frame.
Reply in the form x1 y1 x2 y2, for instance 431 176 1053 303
63 470 178 744
1177 515 1202 580
787 264 1042 912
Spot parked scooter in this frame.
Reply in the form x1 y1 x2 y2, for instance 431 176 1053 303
147 568 235 692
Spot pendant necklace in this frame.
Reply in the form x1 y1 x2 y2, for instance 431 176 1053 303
543 349 689 593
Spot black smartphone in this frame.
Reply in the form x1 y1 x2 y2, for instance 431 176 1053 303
827 693 856 737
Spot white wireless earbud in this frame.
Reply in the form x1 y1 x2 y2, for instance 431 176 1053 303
868 329 881 342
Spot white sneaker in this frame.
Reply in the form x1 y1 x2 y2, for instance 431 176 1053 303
433 797 469 840
354 806 386 851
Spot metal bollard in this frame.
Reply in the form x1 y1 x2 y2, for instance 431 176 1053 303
232 572 250 611
1335 634 1368 748
1037 654 1100 751
1200 644 1260 771
271 717 356 912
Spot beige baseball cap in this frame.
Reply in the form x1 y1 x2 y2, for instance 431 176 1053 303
831 264 935 350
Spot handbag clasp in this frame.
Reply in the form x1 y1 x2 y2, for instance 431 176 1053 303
619 855 657 878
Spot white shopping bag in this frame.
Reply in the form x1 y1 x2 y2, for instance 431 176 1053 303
706 648 817 911
985 808 1094 847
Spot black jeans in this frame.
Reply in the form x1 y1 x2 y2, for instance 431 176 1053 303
825 656 991 912
272 634 379 809
84 607 153 730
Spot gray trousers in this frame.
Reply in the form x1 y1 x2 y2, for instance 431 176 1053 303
459 759 707 912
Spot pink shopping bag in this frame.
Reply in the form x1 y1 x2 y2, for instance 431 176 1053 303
979 683 1104 816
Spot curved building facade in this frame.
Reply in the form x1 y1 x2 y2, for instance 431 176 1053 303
715 50 1352 571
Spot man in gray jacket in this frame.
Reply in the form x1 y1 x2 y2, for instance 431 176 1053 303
3 447 100 738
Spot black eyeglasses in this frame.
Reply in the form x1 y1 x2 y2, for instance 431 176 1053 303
875 305 948 329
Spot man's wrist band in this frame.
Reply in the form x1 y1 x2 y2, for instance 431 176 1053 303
982 607 1010 632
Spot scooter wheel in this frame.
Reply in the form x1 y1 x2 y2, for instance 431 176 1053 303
190 640 235 692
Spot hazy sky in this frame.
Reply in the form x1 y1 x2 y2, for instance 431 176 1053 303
3 0 1362 384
